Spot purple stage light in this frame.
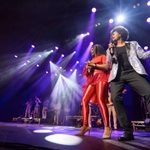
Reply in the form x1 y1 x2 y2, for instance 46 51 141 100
147 17 150 23
147 1 150 6
14 55 18 58
36 64 39 67
86 32 90 35
81 33 84 37
144 46 148 50
46 71 49 74
90 42 94 45
61 54 64 57
55 46 59 50
92 8 96 13
31 45 35 48
109 19 114 24
76 61 79 64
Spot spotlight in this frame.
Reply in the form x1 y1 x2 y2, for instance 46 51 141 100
90 42 94 45
86 32 90 36
73 51 76 54
144 46 149 50
38 54 42 58
109 19 114 24
76 61 79 64
147 17 150 23
14 55 18 58
31 45 35 48
23 62 27 66
61 54 64 57
116 15 125 23
147 1 150 6
49 50 54 53
36 64 39 67
70 69 73 72
92 8 96 13
46 71 49 74
81 33 84 37
55 46 59 50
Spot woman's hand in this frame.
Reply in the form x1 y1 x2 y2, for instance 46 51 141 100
87 61 96 67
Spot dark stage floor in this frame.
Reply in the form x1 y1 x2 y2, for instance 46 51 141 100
0 122 150 150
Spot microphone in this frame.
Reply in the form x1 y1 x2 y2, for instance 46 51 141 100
109 39 118 64
109 39 117 56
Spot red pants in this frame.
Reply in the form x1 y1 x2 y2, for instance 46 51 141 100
82 81 109 127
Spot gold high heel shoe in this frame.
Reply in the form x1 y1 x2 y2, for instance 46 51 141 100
76 126 91 136
102 127 111 139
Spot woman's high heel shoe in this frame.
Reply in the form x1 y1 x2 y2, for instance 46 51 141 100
76 126 91 136
102 127 111 139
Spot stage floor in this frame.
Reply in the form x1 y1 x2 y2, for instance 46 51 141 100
0 122 149 150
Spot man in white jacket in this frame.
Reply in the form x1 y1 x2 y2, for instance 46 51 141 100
105 26 150 141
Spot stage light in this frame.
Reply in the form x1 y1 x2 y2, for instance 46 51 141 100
46 71 49 74
23 62 27 66
14 55 18 58
45 134 82 146
109 19 114 24
81 33 84 37
76 61 79 64
92 7 96 13
55 46 59 50
61 54 64 57
147 1 150 6
49 50 54 53
90 42 94 45
81 32 90 37
70 69 73 72
116 15 125 23
36 64 39 67
97 22 100 26
73 51 76 54
144 46 149 50
147 17 150 23
33 129 53 133
86 32 90 35
38 54 42 58
27 60 30 63
31 45 35 48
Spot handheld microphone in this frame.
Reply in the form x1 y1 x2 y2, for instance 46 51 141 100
109 39 117 56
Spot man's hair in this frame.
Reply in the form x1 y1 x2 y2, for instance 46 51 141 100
111 26 129 41
92 44 105 55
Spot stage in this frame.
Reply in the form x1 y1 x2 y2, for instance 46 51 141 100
0 122 149 150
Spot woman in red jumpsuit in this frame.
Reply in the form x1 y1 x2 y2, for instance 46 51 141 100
78 44 111 139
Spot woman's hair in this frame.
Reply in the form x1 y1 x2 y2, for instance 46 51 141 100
92 44 105 56
111 26 129 41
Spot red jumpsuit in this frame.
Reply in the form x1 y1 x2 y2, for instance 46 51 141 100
82 55 109 127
